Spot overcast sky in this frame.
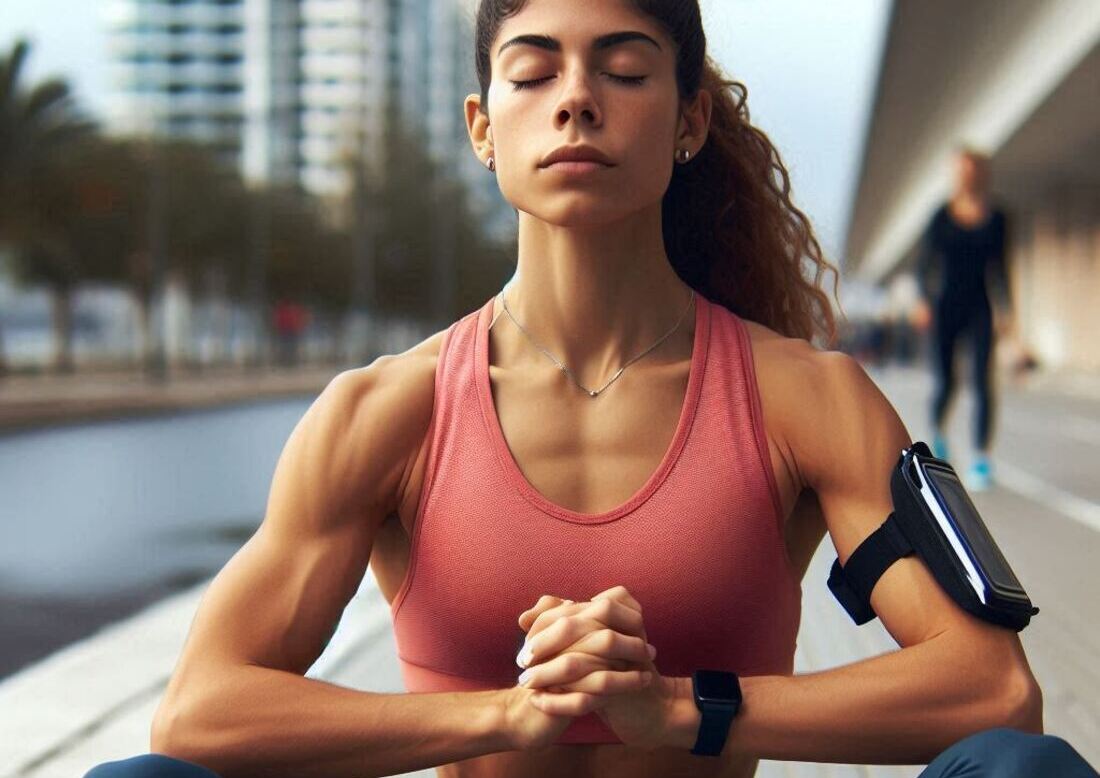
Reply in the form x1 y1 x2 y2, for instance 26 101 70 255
0 0 891 276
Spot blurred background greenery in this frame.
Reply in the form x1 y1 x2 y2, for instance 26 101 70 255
0 37 515 378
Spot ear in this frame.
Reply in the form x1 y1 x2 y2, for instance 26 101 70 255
676 88 712 158
465 94 493 167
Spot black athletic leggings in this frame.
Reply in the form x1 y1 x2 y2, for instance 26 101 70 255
931 297 995 451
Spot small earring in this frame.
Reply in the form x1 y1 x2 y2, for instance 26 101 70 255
487 155 495 172
676 148 691 163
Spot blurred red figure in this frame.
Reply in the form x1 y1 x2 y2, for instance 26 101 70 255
273 301 309 367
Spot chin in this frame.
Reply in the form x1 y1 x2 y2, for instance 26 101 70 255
521 197 639 228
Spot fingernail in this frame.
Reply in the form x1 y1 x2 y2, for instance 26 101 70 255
516 642 533 668
518 668 533 686
647 643 657 659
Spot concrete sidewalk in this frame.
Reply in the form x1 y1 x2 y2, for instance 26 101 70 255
0 364 340 434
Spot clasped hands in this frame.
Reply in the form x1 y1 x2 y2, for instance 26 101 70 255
511 585 680 749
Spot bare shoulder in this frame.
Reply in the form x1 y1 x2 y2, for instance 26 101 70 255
739 318 910 494
325 327 449 514
335 325 446 419
149 327 453 694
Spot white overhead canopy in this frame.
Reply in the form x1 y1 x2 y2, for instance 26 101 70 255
844 0 1100 283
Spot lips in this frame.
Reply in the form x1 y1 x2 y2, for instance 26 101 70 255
539 145 615 168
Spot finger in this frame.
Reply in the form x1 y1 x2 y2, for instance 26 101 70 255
567 668 653 696
524 662 654 696
539 624 655 672
518 649 599 689
519 645 651 690
590 585 643 613
519 585 643 637
523 605 651 664
529 689 606 718
583 598 647 642
527 597 644 645
517 596 576 631
521 595 569 621
521 600 589 647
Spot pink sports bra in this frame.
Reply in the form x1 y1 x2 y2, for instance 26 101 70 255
390 291 801 744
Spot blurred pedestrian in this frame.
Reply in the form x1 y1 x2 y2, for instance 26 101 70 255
911 145 1014 490
273 300 309 367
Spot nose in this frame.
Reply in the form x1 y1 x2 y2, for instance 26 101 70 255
552 68 603 129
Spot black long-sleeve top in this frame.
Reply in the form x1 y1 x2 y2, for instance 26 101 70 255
916 202 1013 312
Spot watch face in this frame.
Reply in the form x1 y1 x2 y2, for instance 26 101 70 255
695 670 741 705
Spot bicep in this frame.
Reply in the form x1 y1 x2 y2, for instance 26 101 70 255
794 352 994 647
170 366 409 679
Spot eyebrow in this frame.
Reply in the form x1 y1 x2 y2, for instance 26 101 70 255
497 30 662 58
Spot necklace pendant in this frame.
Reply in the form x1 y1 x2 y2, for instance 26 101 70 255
501 287 695 404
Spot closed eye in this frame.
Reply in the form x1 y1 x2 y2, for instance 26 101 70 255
509 74 647 91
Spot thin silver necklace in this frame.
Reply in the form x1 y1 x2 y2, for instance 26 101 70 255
491 286 696 398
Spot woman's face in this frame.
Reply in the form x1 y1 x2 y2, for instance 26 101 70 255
467 0 709 227
956 152 989 193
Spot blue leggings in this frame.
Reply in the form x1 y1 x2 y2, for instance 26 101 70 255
82 727 1098 777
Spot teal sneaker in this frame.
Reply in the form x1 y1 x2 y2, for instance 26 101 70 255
932 432 950 462
966 456 993 492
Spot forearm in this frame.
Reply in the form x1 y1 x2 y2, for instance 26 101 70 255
662 632 1041 765
153 664 510 778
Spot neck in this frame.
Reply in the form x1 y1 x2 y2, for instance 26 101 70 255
497 203 696 384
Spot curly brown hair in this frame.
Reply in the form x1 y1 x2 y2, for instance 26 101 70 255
474 0 842 346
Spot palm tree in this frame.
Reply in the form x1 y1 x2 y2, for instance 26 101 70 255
0 37 96 374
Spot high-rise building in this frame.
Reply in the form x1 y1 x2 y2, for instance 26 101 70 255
292 0 391 195
241 0 301 186
101 0 505 226
102 0 250 171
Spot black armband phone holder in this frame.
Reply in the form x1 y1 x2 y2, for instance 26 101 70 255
827 441 1039 632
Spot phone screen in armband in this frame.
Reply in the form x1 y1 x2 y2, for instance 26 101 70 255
921 462 1027 605
910 460 989 603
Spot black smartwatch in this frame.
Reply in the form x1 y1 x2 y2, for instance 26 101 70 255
690 669 742 756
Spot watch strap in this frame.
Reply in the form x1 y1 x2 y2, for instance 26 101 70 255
690 670 740 756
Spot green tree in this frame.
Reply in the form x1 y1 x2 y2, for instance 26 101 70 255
345 117 516 333
0 37 96 373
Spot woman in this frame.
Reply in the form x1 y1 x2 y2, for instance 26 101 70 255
912 146 1016 491
85 2 1097 778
